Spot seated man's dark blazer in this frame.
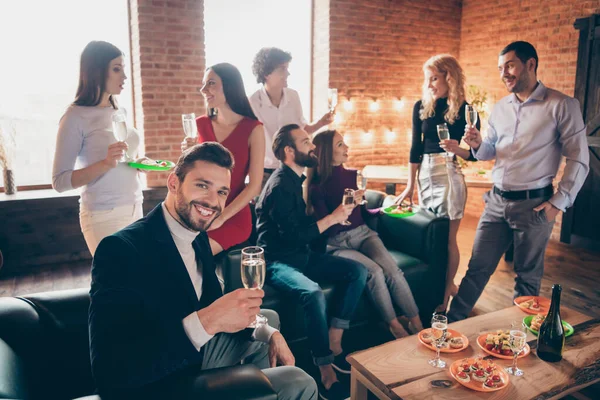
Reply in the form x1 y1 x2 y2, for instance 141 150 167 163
88 203 251 395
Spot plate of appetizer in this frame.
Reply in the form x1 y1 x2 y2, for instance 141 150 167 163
476 330 530 359
128 158 175 171
523 314 574 337
449 357 509 392
418 328 469 353
382 204 419 218
514 296 550 314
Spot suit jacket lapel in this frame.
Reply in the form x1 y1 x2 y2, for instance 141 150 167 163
147 204 200 309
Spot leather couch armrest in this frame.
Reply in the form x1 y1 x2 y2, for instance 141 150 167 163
0 338 28 399
376 198 449 268
167 364 277 400
220 248 244 293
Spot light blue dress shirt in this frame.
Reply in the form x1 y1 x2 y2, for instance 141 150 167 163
474 82 589 211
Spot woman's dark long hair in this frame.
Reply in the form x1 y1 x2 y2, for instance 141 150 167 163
312 130 337 187
208 63 257 120
74 41 123 109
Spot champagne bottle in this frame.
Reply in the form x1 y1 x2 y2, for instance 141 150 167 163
537 284 565 362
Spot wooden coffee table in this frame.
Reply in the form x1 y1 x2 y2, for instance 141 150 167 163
347 305 600 399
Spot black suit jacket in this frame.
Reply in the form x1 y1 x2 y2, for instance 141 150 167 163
88 204 244 394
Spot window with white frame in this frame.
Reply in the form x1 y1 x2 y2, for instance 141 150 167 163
0 0 133 189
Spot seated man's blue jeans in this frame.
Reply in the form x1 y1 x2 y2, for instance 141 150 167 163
266 251 368 366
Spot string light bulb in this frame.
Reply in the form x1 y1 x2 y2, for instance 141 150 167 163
385 129 396 143
343 98 353 112
393 97 405 111
369 99 380 112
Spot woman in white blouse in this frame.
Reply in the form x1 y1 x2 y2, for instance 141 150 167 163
52 41 143 256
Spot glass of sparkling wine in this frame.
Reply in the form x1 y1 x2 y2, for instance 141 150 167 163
182 113 198 139
428 313 448 368
328 88 338 113
465 104 478 128
506 321 527 376
356 170 368 205
436 123 453 158
341 188 354 226
241 246 267 328
111 111 129 162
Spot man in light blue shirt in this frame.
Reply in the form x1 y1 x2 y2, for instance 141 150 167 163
447 41 589 322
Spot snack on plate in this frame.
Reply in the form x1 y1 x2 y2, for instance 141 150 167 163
530 314 545 331
483 378 497 389
472 369 487 382
483 365 496 376
421 329 434 343
456 371 471 383
484 330 513 356
140 158 169 167
449 337 464 349
470 361 483 373
519 298 540 311
461 362 472 374
390 204 414 214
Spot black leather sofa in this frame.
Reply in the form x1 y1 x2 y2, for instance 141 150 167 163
0 288 278 400
220 190 450 344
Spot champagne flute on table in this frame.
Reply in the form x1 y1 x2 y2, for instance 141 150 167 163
428 313 448 368
356 170 368 205
340 188 354 226
241 246 267 328
328 88 338 113
182 113 198 139
436 123 453 158
112 111 130 162
506 321 527 376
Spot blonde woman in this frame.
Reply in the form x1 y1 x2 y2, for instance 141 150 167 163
394 54 480 311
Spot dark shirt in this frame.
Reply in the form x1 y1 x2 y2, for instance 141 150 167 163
256 164 320 266
310 165 365 237
409 98 480 163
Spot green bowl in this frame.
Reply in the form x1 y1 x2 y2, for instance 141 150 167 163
523 315 574 337
382 205 418 218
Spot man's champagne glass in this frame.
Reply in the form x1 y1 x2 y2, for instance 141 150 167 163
112 111 129 162
465 105 478 128
328 88 338 113
241 246 267 328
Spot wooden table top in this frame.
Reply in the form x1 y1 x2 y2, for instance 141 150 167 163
347 305 600 400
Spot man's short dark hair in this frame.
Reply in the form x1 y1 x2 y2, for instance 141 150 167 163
252 47 292 84
500 41 538 74
174 142 235 182
272 124 300 162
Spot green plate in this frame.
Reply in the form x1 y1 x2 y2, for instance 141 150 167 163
382 205 418 218
523 315 574 337
128 160 175 171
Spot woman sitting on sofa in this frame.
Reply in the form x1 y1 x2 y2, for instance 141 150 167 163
309 130 424 338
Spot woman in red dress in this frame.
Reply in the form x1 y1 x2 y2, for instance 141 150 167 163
182 63 265 255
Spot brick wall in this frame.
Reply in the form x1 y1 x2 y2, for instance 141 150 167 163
129 0 206 187
315 0 463 171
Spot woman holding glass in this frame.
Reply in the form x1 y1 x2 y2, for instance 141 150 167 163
52 41 143 256
181 63 265 255
394 54 480 312
310 130 424 338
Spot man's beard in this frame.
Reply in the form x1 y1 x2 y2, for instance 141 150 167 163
294 148 318 168
505 73 529 93
175 187 222 232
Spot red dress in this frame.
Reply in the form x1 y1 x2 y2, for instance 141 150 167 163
196 115 261 250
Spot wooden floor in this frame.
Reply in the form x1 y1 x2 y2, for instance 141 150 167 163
2 215 599 320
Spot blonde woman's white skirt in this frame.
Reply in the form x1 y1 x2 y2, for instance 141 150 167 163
417 153 467 220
